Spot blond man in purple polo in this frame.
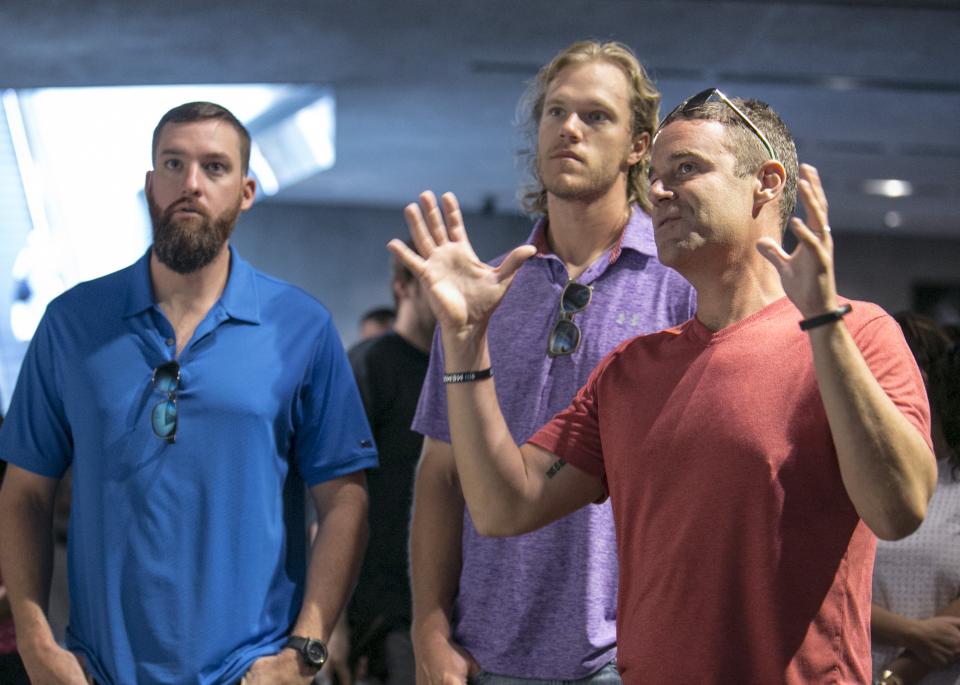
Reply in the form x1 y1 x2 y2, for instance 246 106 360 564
408 41 695 685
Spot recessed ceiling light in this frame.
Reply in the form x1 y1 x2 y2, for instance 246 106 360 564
863 179 913 198
883 211 902 229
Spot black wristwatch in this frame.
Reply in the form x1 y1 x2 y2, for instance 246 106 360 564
285 635 328 670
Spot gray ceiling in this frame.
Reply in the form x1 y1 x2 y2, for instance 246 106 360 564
2 0 959 237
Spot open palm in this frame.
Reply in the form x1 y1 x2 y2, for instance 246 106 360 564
757 164 839 318
389 191 536 336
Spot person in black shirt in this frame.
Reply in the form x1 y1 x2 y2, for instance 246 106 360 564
347 245 436 685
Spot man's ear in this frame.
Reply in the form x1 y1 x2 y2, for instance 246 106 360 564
755 160 786 209
144 170 153 195
627 131 650 166
240 176 257 211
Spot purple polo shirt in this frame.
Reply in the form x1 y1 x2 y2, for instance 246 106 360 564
412 207 696 679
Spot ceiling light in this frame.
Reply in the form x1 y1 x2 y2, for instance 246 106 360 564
883 211 902 229
862 179 913 198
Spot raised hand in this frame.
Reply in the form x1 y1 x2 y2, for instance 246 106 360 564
388 191 536 341
756 164 839 319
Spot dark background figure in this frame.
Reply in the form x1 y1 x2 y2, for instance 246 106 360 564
871 313 960 685
357 307 397 342
346 244 436 685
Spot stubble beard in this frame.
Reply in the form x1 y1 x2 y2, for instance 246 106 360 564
653 212 707 273
148 191 242 274
537 153 629 206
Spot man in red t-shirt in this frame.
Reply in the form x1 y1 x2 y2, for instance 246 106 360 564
388 91 937 684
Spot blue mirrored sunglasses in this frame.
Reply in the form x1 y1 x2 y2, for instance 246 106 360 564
151 360 179 443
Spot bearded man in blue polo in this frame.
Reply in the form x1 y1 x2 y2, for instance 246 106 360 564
0 101 377 685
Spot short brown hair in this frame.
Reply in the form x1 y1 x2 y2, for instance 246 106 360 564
665 97 798 233
152 101 251 175
388 239 417 308
518 40 660 216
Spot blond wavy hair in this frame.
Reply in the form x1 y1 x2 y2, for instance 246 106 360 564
518 41 660 216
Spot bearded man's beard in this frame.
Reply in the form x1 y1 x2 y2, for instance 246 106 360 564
148 192 242 274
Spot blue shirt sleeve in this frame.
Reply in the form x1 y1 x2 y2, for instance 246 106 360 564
293 317 378 487
0 305 73 479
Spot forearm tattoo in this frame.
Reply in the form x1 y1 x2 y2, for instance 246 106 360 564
545 459 567 479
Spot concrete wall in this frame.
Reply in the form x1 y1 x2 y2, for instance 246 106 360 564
834 233 960 320
233 201 533 348
234 200 960 349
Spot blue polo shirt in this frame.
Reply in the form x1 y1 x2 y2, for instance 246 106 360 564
0 246 378 685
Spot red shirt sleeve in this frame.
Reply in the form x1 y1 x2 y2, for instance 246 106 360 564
852 306 933 451
528 353 611 488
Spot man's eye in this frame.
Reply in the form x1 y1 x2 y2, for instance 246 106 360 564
547 106 565 118
678 162 695 175
207 162 226 174
163 159 181 171
588 111 610 123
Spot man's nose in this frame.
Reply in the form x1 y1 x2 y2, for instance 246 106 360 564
649 177 673 202
559 113 583 141
181 163 202 195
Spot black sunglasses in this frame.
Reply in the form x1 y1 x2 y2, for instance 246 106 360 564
547 281 593 357
657 88 777 161
151 360 180 443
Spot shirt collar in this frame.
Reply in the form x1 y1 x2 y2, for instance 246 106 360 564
123 248 156 318
617 205 657 258
525 204 658 262
217 245 261 324
123 244 261 324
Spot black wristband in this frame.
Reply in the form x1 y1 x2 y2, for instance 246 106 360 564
799 303 852 331
443 368 494 384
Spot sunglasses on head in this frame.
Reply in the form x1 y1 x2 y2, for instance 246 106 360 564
547 281 593 357
151 360 179 443
657 88 777 161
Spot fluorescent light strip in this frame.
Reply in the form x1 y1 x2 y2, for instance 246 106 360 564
2 89 50 235
249 141 280 196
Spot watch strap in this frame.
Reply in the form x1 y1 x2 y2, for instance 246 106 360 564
286 635 308 650
285 635 327 670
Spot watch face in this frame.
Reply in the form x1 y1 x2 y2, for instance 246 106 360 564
305 639 327 667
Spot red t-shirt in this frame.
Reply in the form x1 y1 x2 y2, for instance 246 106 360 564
530 297 932 684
